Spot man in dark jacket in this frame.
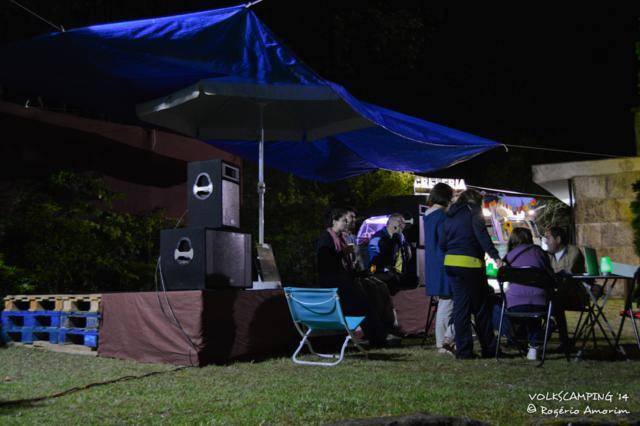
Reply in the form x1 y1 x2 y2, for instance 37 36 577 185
367 213 415 291
438 189 502 359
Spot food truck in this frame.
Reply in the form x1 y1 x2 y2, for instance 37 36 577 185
356 177 545 287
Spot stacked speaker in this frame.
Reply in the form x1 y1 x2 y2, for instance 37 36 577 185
160 160 252 290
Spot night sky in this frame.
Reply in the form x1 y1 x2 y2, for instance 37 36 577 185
1 2 639 187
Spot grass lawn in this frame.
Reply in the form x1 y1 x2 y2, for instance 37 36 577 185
1 298 639 425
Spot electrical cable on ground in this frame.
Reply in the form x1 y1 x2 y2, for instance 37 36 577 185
154 209 200 367
155 258 200 367
0 366 189 408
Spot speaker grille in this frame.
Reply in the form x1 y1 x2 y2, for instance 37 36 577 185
222 179 240 227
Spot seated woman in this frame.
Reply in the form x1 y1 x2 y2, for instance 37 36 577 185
316 208 393 346
503 227 554 361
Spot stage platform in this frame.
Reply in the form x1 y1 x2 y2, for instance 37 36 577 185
98 287 430 366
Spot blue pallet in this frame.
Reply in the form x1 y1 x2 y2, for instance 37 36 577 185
1 311 61 329
60 312 100 329
59 328 99 348
4 327 59 344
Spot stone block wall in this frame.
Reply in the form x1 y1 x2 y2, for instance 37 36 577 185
573 171 640 266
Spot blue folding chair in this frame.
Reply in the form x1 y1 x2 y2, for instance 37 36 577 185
284 287 367 366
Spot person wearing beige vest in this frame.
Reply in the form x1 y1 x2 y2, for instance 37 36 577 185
545 226 585 275
544 226 587 351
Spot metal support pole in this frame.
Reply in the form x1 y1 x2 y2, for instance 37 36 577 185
568 178 576 244
258 103 266 245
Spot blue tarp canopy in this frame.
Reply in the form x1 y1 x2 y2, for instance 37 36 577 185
0 5 502 181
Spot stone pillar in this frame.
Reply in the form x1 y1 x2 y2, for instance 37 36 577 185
573 172 640 266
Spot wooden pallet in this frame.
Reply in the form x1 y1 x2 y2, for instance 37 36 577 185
3 295 64 311
4 294 102 312
8 341 97 356
60 294 102 312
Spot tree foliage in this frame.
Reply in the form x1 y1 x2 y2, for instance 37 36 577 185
0 171 171 295
534 198 572 234
241 165 414 285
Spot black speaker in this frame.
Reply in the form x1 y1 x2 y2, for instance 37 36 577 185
160 228 252 290
187 160 240 229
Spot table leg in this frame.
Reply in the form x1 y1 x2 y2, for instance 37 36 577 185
590 278 627 357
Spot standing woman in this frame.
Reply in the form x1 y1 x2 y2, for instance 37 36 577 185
423 183 455 354
438 189 502 359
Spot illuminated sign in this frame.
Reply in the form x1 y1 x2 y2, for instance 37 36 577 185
414 177 467 194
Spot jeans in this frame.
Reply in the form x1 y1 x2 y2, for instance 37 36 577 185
435 297 455 348
507 304 546 348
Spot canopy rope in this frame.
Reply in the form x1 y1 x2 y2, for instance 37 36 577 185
8 0 65 32
503 143 629 159
245 0 265 8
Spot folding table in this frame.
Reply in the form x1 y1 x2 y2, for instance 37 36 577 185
571 274 628 359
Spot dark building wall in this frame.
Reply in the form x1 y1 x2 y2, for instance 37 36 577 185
0 101 242 217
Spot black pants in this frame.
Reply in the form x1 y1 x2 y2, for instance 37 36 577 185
338 277 394 345
508 304 545 347
370 271 417 295
552 278 589 346
446 266 496 359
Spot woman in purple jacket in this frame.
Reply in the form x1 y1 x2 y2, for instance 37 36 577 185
504 227 554 360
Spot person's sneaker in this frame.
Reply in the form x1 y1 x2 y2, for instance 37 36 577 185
442 340 456 353
385 334 403 348
438 347 455 356
527 346 538 361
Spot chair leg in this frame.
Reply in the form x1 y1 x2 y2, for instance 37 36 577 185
632 314 640 351
421 297 437 345
537 303 553 368
495 301 506 360
615 307 638 355
302 330 346 360
563 337 572 362
615 311 626 349
292 329 313 365
573 310 585 340
292 329 356 367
